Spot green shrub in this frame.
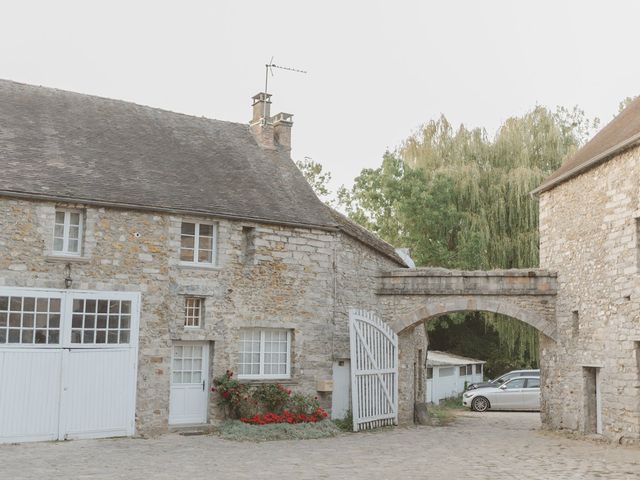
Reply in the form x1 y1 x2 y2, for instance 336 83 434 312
218 419 340 442
333 410 353 432
253 384 291 414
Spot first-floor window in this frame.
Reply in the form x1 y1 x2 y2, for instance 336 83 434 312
459 366 467 376
475 364 482 375
180 221 216 265
238 328 291 379
53 209 83 255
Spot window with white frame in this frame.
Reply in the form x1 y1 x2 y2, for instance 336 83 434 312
466 364 473 375
184 297 203 328
475 364 482 375
238 328 291 379
459 366 467 376
180 222 216 265
53 210 83 255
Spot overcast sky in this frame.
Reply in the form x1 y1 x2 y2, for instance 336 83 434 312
2 1 639 191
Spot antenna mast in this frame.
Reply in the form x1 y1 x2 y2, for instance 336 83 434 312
264 57 308 95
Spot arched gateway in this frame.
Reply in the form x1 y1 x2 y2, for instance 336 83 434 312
371 267 557 425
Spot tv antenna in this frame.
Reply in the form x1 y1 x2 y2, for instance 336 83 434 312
264 56 307 95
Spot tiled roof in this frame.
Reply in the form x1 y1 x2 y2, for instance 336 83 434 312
533 97 640 194
0 79 407 263
0 79 335 229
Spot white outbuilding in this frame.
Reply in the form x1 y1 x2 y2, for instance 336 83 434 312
425 351 485 404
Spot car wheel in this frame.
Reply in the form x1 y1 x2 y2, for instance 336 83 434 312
471 396 490 412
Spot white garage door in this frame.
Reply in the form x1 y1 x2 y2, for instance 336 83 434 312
0 287 140 443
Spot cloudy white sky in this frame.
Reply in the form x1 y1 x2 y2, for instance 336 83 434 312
2 1 639 191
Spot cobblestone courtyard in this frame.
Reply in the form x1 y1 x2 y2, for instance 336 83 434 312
1 412 638 480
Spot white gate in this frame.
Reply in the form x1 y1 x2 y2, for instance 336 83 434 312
349 309 398 431
0 287 140 443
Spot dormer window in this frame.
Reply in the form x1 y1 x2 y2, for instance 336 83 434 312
53 210 83 256
180 221 217 265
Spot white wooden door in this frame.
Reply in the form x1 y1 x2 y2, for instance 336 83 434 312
169 342 209 425
331 359 351 420
349 309 398 432
0 287 140 443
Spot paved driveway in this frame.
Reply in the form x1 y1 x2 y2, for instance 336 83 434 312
1 412 638 480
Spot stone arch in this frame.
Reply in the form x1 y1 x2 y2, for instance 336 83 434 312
388 295 557 341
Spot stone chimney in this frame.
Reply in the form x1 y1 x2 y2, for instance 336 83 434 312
249 93 293 150
273 112 293 150
250 93 275 149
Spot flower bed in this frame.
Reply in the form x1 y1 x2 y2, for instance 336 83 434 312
212 370 329 425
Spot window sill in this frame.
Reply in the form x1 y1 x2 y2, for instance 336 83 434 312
178 262 221 271
238 378 298 386
45 255 91 264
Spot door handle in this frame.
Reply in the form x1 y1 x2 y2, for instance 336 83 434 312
202 380 205 392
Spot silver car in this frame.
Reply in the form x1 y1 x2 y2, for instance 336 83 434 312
462 376 540 412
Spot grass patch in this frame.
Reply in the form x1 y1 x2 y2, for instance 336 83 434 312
426 394 465 426
217 419 341 442
332 410 353 432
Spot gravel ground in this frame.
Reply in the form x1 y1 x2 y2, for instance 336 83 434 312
1 411 638 479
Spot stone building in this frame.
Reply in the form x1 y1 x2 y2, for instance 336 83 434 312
0 79 415 442
533 99 640 443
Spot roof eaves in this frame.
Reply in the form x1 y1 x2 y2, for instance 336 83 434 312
531 132 640 196
0 189 340 232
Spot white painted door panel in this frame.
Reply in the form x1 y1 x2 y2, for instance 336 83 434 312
0 349 62 443
0 287 140 443
331 360 351 420
169 342 209 425
61 348 136 439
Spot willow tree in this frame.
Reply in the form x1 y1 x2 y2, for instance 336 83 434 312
339 106 598 365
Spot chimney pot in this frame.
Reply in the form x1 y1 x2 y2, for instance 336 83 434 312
273 112 294 150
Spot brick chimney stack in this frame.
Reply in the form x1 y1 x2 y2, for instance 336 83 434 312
250 93 293 151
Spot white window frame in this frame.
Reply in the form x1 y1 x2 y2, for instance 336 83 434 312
179 221 217 267
184 297 203 329
53 209 83 256
237 328 291 380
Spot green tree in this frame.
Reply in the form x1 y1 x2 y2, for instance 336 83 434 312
339 106 598 365
296 157 335 207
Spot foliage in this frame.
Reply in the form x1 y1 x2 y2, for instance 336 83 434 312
618 96 638 114
252 383 291 413
339 106 599 365
332 410 353 432
218 419 340 442
296 157 335 206
211 370 252 418
212 371 328 425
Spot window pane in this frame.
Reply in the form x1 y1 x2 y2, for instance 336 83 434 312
55 211 65 223
198 236 212 251
69 212 80 226
68 239 79 253
35 330 47 344
68 226 80 240
198 249 212 263
199 224 213 237
180 248 194 262
48 330 59 344
181 222 196 235
0 297 7 310
53 238 64 252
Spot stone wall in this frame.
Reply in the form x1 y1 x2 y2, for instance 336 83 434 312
539 145 640 442
0 197 403 436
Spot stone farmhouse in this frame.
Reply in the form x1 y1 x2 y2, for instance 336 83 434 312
2 77 639 444
0 79 421 442
533 99 640 443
